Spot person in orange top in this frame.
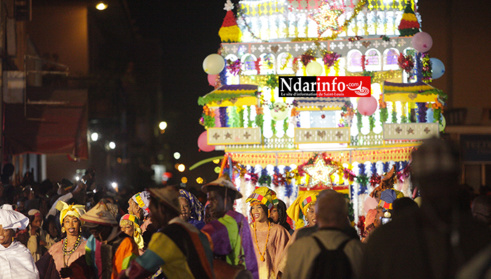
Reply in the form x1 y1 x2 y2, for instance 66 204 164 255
81 201 139 279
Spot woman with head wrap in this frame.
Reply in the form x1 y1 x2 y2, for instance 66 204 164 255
120 214 144 250
128 191 155 234
0 204 39 278
36 201 92 279
247 187 290 279
178 189 205 230
286 190 320 230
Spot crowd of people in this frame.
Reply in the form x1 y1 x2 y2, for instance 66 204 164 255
0 138 490 279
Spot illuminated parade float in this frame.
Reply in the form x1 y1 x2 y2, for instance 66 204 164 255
198 0 446 230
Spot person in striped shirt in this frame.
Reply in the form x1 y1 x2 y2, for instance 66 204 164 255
119 185 214 279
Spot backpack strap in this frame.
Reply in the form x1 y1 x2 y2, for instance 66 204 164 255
337 238 351 251
313 235 351 251
312 236 326 251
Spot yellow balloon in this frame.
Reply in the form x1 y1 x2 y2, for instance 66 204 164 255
306 61 323 76
203 54 225 75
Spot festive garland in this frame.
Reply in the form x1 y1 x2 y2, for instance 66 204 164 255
255 105 264 133
379 97 388 124
229 156 412 199
391 110 398 123
368 116 376 132
247 106 254 127
227 59 242 76
300 50 316 66
258 168 271 186
416 102 427 123
219 107 228 127
283 118 289 135
398 53 414 73
356 111 363 133
340 101 354 127
265 74 278 89
197 91 257 106
420 52 432 83
271 119 277 136
356 162 368 194
202 106 216 128
322 51 341 68
229 107 240 127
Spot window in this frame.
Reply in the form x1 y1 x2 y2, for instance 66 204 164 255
365 49 381 71
383 48 399 70
348 50 362 72
242 54 257 75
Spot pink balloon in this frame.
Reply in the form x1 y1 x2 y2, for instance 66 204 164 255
411 32 433 53
363 196 379 215
207 74 218 87
357 96 378 116
198 131 215 152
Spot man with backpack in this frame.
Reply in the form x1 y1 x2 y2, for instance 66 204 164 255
283 190 364 279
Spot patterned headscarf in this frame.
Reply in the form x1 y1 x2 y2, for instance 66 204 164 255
132 191 151 217
246 187 278 210
286 190 320 229
120 214 144 249
56 201 86 225
179 189 204 222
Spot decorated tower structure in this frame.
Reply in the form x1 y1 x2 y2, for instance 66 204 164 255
198 0 446 230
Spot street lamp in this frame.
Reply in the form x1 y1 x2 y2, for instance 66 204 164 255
173 152 181 160
108 141 116 150
96 2 107 10
91 132 99 142
159 121 167 131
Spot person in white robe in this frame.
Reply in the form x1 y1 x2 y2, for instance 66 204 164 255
0 204 39 279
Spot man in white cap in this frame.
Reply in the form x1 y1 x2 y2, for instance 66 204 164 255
0 204 39 278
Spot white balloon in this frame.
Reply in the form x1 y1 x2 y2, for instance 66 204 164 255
306 61 323 76
203 54 225 75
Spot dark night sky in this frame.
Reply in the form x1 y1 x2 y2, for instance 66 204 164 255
127 0 228 185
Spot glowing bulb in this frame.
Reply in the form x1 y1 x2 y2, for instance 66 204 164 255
111 182 118 188
177 164 185 172
181 177 188 184
108 141 116 149
196 177 204 184
91 132 99 142
96 2 107 10
159 121 167 130
173 152 181 160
